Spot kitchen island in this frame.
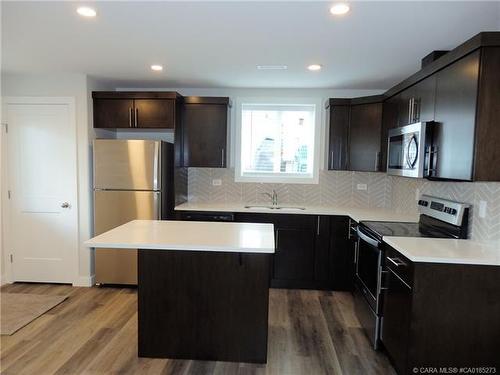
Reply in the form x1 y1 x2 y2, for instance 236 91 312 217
85 220 275 363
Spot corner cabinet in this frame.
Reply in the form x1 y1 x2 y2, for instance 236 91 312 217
327 96 383 172
326 99 350 170
92 92 182 129
181 97 229 168
349 101 383 172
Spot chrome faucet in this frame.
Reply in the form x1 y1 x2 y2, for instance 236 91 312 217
262 189 278 206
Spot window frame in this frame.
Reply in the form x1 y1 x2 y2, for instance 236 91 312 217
234 97 322 184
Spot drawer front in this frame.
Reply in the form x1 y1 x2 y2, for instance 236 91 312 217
384 245 414 288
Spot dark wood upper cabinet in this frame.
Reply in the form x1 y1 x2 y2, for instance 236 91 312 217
394 75 437 128
349 102 383 172
380 96 399 172
134 99 175 129
432 50 479 181
182 97 229 168
327 100 350 170
327 96 383 172
413 75 436 123
473 47 500 181
93 98 134 129
92 92 182 129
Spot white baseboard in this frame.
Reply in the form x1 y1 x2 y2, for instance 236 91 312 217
0 274 11 286
73 274 95 287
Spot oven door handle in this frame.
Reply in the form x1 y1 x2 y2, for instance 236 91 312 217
356 227 380 248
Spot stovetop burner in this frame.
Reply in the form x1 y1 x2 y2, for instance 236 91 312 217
359 195 470 241
361 221 422 240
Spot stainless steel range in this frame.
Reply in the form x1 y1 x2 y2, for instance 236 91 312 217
353 195 470 349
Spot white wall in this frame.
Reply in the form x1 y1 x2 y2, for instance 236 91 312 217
1 72 99 286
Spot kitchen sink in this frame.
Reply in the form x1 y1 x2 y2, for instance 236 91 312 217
244 205 275 210
244 205 306 211
276 206 306 211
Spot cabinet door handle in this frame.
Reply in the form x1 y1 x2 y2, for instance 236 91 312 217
330 151 334 169
414 98 421 122
387 256 406 267
374 151 380 171
128 108 133 127
134 108 138 127
221 148 225 167
317 216 320 236
408 98 412 124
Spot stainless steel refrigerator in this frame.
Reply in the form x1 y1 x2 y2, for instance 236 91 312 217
93 139 174 285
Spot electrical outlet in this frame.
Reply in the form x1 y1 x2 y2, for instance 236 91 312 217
356 183 368 191
212 179 222 186
478 200 487 218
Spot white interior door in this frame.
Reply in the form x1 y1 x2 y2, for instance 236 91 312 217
4 98 78 283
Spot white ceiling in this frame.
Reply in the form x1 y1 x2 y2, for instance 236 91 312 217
2 1 499 89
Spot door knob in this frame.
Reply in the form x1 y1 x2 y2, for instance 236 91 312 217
61 202 70 208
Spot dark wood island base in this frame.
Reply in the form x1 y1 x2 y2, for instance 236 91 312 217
138 249 271 363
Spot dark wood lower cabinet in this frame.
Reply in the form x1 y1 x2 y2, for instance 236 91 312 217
274 227 315 282
176 211 355 291
235 213 321 289
138 249 270 363
233 213 355 290
382 245 500 373
329 216 355 291
381 265 412 374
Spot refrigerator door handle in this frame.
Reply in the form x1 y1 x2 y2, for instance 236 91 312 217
153 142 160 191
153 192 161 220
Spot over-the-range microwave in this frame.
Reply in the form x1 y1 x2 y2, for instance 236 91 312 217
387 122 435 178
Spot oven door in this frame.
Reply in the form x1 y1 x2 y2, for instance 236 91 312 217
355 226 383 313
387 122 431 178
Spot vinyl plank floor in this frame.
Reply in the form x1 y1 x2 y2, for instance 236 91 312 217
0 283 395 375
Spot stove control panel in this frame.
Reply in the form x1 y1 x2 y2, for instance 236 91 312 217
418 195 469 226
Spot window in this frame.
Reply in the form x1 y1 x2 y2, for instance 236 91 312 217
235 98 321 183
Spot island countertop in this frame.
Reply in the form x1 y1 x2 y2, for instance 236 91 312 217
84 219 275 254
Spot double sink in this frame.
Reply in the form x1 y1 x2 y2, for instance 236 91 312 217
244 205 306 211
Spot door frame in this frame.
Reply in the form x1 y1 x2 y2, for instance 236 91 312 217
1 96 79 285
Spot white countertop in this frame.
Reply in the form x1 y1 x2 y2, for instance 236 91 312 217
175 202 419 223
384 236 500 266
84 220 275 254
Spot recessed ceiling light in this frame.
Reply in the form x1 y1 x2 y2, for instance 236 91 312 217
151 65 163 71
76 6 97 17
256 65 288 70
307 64 322 71
330 3 350 15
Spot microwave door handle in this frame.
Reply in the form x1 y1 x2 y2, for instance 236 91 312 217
356 227 380 248
408 98 412 124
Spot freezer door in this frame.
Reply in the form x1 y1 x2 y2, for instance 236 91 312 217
94 190 160 285
93 139 161 190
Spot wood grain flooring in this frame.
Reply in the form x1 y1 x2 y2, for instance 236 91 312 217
0 283 395 375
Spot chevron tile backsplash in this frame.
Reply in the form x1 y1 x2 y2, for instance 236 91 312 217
187 168 391 208
187 168 500 242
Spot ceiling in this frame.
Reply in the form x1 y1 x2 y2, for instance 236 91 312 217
2 1 499 89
